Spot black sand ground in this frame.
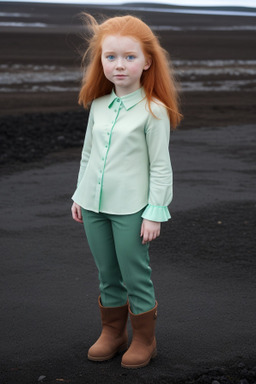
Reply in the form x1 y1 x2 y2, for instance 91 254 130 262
1 125 256 384
0 3 256 384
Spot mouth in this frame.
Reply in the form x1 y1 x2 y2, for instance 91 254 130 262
114 75 127 79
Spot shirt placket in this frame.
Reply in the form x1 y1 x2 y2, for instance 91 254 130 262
97 98 123 211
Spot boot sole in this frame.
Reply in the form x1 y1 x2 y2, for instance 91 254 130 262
121 348 157 369
88 342 128 362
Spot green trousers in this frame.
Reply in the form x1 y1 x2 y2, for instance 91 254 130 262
82 208 156 315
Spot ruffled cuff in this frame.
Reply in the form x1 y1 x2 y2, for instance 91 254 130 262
141 204 171 222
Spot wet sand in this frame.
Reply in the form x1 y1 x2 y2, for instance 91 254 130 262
0 2 256 383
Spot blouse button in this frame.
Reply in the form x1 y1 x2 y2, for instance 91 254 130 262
117 98 120 102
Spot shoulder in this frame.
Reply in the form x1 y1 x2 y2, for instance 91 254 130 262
92 94 110 108
148 98 169 120
87 95 110 121
145 98 170 135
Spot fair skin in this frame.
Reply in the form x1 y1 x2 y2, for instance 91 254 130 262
71 34 161 244
101 34 151 97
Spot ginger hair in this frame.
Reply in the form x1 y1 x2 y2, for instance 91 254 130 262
78 13 182 129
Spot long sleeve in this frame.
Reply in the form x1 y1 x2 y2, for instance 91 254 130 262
76 102 94 187
141 102 173 222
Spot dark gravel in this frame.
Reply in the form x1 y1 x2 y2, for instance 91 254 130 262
0 110 88 165
173 362 256 384
2 359 256 384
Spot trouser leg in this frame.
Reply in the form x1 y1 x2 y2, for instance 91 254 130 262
82 208 156 315
82 209 127 307
110 209 156 315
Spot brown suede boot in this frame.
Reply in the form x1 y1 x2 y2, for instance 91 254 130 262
121 302 158 369
88 296 128 361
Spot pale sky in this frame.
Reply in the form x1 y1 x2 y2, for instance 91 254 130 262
2 0 256 7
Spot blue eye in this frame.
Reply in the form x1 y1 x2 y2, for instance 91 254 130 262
127 55 135 61
107 55 115 61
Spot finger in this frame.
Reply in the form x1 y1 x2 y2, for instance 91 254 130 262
148 233 154 242
147 231 157 243
71 207 76 220
74 216 83 223
72 207 83 223
142 232 149 244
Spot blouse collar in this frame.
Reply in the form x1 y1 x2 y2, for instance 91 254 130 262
108 87 146 110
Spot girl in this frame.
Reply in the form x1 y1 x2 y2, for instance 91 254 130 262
71 13 182 369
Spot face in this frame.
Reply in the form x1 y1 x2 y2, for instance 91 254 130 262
101 35 151 97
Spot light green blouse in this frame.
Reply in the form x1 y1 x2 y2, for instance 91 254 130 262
72 87 173 222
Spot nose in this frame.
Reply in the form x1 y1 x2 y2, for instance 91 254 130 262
115 57 125 69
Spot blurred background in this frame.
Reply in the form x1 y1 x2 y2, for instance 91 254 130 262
0 0 256 168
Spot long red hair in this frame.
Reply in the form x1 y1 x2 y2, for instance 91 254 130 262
78 13 182 129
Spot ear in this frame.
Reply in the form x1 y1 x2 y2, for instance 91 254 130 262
143 57 152 71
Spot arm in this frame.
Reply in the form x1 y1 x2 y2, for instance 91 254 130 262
71 103 94 223
76 102 94 187
141 103 173 243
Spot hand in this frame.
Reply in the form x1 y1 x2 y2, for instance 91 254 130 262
71 202 83 223
140 219 161 244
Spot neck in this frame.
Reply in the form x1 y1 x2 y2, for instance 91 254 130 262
115 84 141 97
